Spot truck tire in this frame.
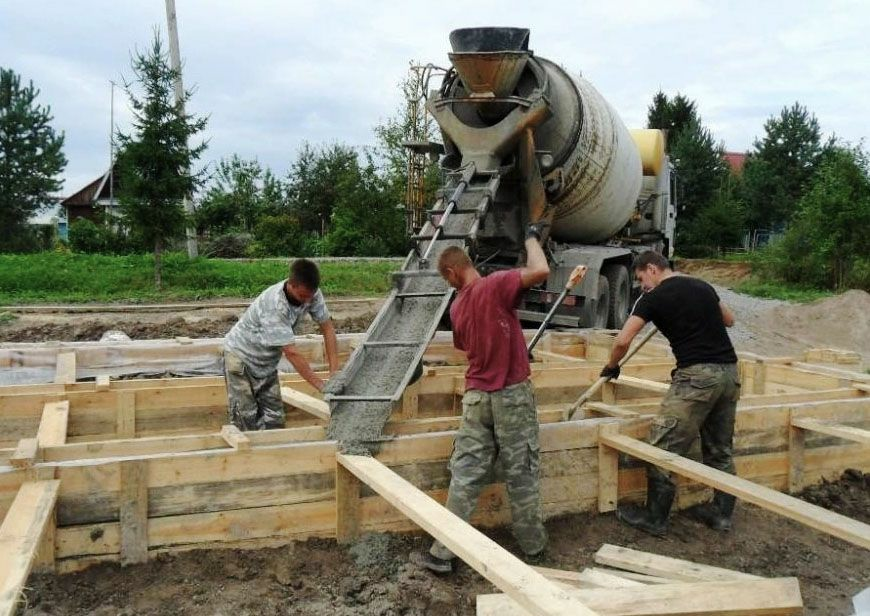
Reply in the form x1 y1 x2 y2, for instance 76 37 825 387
603 264 630 329
592 275 610 328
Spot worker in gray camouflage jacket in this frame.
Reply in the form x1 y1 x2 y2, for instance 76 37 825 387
223 259 339 431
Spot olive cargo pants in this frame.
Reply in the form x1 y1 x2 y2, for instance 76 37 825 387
430 380 547 560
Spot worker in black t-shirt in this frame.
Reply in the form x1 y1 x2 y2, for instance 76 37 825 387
600 251 740 536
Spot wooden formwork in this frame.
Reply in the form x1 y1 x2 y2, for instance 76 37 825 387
0 330 868 615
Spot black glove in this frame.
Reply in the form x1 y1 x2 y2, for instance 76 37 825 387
525 221 549 242
600 364 620 380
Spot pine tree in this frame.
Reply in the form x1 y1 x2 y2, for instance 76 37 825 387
646 91 699 151
115 32 207 288
0 68 67 251
742 103 828 231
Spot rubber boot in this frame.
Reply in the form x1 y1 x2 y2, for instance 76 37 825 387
616 476 675 537
687 490 736 531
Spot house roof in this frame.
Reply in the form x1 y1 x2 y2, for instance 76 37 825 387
61 167 117 207
723 151 747 175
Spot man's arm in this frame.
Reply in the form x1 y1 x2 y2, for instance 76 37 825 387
283 345 325 392
720 302 735 327
604 315 647 370
519 237 550 289
318 318 340 373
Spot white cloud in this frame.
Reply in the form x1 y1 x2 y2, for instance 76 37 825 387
1 0 868 195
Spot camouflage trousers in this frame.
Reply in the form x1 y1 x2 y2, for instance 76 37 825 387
223 350 285 431
647 363 740 489
430 380 547 560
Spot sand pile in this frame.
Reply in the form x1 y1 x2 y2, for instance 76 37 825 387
761 290 870 356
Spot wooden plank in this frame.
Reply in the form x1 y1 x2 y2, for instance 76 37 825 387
532 566 645 589
588 568 673 585
36 401 69 448
337 453 596 616
53 351 76 385
0 480 60 616
10 438 38 469
119 461 148 565
586 403 640 419
791 417 870 445
788 413 805 494
335 460 361 543
116 391 136 438
597 424 619 513
476 577 803 616
612 375 670 395
95 375 110 392
220 425 251 451
601 433 870 549
593 544 761 582
281 387 330 421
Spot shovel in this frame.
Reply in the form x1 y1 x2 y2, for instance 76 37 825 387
566 324 659 420
527 265 589 357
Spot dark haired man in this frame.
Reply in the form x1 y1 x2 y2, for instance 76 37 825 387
223 259 339 431
601 251 740 536
416 223 550 574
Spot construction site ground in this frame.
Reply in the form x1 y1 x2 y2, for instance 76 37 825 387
5 260 870 615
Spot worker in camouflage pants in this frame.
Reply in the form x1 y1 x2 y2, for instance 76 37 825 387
223 259 339 431
415 219 551 574
602 251 740 536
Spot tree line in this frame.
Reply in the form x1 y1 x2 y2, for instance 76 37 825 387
649 92 869 289
1 32 867 290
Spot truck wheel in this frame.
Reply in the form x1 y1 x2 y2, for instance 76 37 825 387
592 275 609 329
603 264 630 329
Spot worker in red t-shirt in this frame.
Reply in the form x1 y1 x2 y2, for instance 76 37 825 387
414 223 550 574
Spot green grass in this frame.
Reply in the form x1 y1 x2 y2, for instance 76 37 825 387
733 278 834 303
0 253 399 304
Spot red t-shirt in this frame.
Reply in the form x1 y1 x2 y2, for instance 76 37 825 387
450 269 530 392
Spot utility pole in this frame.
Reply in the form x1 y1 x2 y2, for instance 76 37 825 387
164 0 198 258
109 79 116 214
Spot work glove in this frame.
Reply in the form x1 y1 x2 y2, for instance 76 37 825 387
600 364 620 380
525 221 550 242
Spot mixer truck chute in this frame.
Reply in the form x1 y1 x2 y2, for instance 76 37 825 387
427 26 676 329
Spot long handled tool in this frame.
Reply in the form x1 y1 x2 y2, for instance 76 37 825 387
527 265 588 356
566 324 659 420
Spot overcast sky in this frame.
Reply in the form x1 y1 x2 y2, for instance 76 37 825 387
3 0 868 195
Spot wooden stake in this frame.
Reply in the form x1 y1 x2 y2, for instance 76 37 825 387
119 460 148 565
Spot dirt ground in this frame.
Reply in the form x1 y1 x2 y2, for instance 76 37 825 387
6 261 870 615
21 471 870 616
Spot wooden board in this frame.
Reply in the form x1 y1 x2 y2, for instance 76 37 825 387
476 577 803 616
0 480 61 616
337 454 597 616
280 387 330 421
593 544 761 582
601 433 870 549
791 417 870 445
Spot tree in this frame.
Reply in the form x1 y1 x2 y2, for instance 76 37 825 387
0 68 66 251
741 103 828 232
670 119 730 224
646 91 699 152
195 156 285 235
325 157 406 256
286 142 357 235
115 32 207 288
774 145 870 289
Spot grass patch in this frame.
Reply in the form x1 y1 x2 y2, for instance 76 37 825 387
0 311 17 325
733 277 834 303
0 253 400 304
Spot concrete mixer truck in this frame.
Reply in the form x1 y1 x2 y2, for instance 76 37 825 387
424 26 677 329
324 26 676 450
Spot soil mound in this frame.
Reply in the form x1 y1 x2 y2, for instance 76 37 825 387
798 469 870 523
761 290 870 354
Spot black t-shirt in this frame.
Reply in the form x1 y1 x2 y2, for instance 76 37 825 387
632 275 737 368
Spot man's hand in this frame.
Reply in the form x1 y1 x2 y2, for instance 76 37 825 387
600 364 620 380
525 221 550 242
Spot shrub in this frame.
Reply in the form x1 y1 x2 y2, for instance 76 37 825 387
202 233 253 258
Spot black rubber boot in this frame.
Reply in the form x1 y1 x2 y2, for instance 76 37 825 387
687 491 736 531
411 550 453 574
616 477 675 537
